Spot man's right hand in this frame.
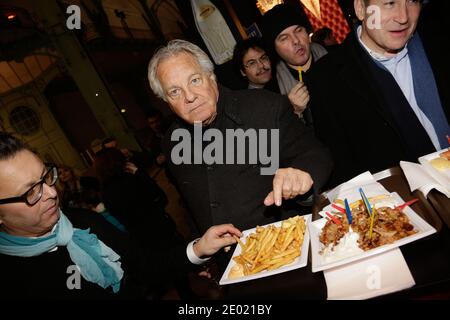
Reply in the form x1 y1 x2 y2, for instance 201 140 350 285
263 167 313 207
193 224 242 258
288 82 310 115
124 161 138 174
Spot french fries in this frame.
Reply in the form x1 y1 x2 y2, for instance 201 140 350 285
229 215 306 278
334 194 390 210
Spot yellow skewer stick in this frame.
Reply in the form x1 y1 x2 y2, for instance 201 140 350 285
369 207 377 239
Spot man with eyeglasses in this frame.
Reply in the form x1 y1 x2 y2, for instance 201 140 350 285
261 4 328 124
0 132 241 299
0 166 58 206
232 37 280 92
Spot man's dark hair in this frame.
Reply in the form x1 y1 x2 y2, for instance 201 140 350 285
232 37 267 75
0 132 27 161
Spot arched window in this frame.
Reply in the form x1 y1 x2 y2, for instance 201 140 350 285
9 106 41 136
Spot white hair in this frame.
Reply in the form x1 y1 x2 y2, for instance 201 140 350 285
147 39 215 101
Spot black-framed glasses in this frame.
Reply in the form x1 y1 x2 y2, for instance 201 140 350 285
0 166 58 206
243 54 270 70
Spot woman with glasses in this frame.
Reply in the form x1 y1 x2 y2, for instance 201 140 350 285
0 133 241 299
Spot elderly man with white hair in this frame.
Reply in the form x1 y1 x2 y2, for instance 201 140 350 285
147 39 333 236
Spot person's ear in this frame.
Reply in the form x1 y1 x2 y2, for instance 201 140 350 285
354 0 366 22
240 69 247 77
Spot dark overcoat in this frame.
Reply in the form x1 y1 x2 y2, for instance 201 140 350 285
164 86 333 234
307 13 450 187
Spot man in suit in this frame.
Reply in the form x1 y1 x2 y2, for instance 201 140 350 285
147 39 332 234
308 0 450 187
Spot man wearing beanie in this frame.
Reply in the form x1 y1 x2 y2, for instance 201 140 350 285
261 4 327 125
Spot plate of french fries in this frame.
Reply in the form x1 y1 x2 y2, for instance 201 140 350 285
219 214 311 285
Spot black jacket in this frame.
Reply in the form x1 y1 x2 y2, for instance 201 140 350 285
308 23 450 188
100 169 189 267
164 85 333 234
101 169 170 239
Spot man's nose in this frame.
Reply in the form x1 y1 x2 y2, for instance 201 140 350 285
394 3 409 24
184 89 197 103
292 33 305 47
256 59 265 68
42 183 58 201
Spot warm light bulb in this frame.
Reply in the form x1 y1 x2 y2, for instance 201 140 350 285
256 0 284 15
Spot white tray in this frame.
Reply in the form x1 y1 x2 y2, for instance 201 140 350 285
309 193 436 273
219 214 311 285
418 148 450 190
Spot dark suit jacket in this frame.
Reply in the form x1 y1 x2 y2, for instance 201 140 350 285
100 170 191 275
308 24 450 188
101 169 170 239
163 85 333 234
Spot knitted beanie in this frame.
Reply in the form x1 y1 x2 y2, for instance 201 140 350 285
261 4 311 56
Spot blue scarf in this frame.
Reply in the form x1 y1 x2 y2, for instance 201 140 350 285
100 211 127 233
0 211 124 293
408 33 450 149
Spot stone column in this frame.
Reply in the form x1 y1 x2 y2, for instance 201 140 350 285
33 0 140 150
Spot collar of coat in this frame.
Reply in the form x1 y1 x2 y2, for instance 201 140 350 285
215 84 244 126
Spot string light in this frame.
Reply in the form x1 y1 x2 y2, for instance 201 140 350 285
256 0 284 14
